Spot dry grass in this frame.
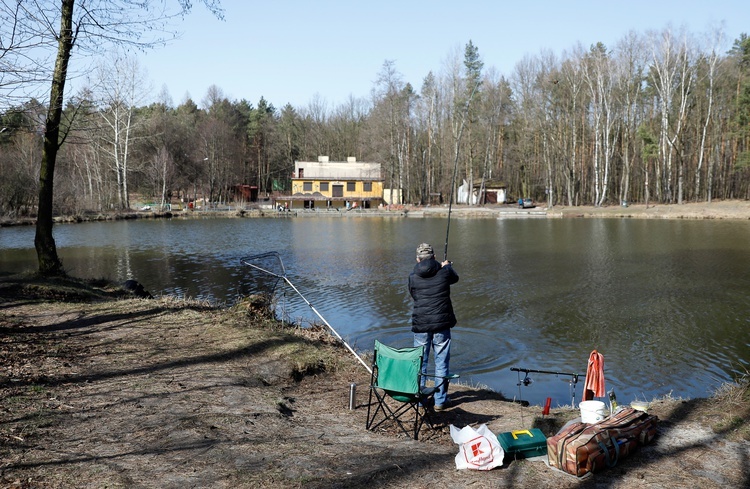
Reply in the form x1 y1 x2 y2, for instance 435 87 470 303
709 373 750 441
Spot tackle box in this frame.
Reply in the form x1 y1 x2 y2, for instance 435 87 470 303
497 429 548 459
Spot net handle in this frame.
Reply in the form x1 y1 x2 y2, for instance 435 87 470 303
241 253 372 374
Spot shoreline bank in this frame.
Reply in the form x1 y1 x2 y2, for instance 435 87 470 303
4 200 750 227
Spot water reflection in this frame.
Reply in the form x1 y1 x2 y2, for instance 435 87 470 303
1 216 749 407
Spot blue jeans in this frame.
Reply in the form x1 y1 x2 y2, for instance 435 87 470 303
414 329 451 406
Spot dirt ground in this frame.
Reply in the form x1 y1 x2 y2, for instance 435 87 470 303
0 274 748 489
2 201 750 488
552 200 750 220
415 199 750 220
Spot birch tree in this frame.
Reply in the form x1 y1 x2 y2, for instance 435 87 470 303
648 27 694 203
614 31 648 205
536 49 558 209
559 45 586 206
415 71 441 204
93 51 150 209
674 38 695 204
695 27 723 201
583 42 619 207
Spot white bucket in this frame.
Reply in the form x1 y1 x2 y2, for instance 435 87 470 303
580 400 607 424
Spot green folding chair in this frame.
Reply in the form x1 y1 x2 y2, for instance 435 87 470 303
365 340 457 440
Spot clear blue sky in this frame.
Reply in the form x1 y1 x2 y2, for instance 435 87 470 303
135 0 749 110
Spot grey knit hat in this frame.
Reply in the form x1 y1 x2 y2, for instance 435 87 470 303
416 243 434 260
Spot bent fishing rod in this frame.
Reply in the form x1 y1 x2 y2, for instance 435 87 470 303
444 80 481 261
241 252 372 374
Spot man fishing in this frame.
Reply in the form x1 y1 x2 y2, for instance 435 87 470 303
409 243 459 411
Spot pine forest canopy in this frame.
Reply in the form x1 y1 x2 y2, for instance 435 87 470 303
1 17 750 237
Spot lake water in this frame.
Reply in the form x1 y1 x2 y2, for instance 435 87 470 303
2 215 749 407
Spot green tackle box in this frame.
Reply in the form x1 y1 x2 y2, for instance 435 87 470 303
497 429 548 459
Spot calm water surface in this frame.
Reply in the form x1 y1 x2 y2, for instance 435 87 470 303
2 216 749 407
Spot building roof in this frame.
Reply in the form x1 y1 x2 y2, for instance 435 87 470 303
472 179 507 189
294 156 382 181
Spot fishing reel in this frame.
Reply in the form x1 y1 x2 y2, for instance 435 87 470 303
511 367 584 406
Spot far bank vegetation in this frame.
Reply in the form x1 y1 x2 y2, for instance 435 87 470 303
2 27 750 216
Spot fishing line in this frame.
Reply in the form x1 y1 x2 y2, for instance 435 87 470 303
444 81 481 261
241 252 372 374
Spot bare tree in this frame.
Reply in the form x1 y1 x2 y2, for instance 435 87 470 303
614 31 648 206
583 42 619 207
536 49 557 209
0 0 223 276
648 26 694 204
370 60 410 205
92 50 151 209
301 93 330 158
511 54 544 201
475 67 509 204
0 1 57 105
415 71 441 204
559 44 587 206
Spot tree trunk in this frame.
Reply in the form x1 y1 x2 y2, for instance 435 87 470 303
35 0 74 277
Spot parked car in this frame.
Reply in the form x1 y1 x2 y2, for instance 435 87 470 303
518 198 534 209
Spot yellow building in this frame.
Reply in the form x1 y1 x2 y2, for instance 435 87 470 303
280 156 384 210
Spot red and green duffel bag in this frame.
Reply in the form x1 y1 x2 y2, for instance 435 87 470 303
547 406 658 477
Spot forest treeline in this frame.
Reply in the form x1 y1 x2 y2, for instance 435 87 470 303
1 26 749 216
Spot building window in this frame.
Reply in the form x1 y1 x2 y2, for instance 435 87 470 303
363 182 372 192
332 185 344 197
303 182 313 192
347 182 356 192
320 182 329 191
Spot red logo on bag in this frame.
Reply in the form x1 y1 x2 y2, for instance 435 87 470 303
464 436 494 466
471 442 484 457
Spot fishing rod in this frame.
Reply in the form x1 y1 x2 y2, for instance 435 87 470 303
511 367 586 406
241 252 372 374
444 80 481 261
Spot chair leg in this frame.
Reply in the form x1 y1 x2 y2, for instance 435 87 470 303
366 387 387 430
367 391 429 440
413 403 433 440
413 407 421 440
366 386 374 429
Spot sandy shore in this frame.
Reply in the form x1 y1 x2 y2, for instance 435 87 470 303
552 200 750 220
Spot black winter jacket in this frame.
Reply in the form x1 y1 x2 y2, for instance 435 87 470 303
408 258 459 333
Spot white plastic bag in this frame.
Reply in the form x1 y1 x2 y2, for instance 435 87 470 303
450 424 504 470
